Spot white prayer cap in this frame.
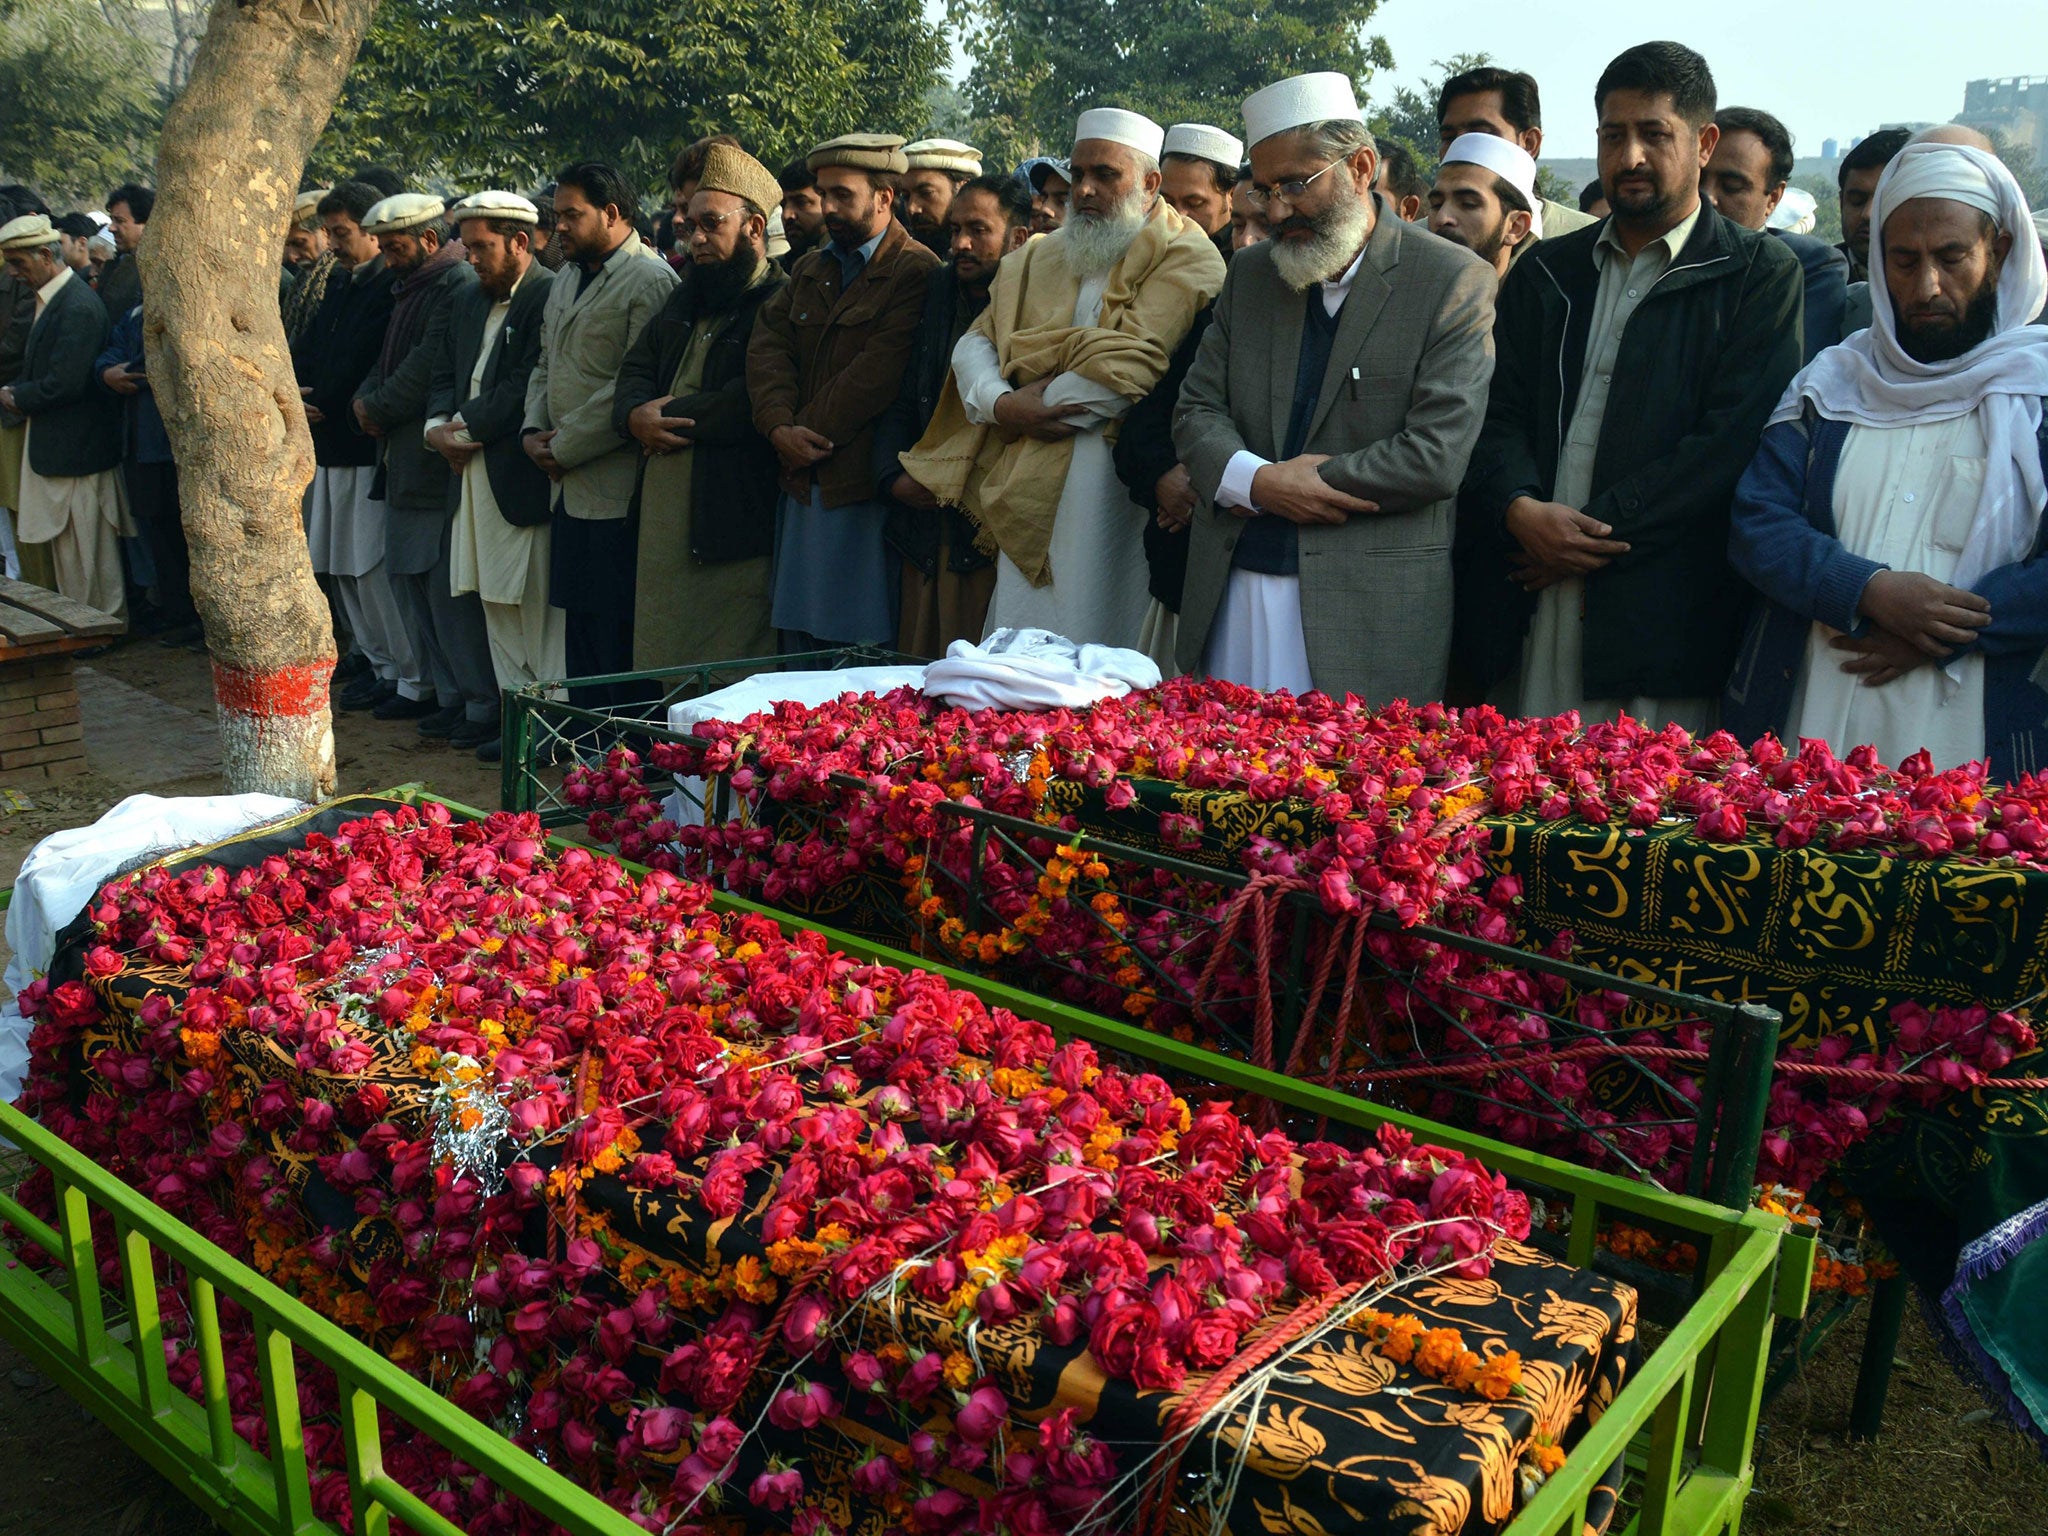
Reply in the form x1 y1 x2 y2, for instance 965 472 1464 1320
447 190 540 226
1073 107 1165 161
362 192 446 235
1441 133 1537 205
904 138 983 177
1441 132 1542 237
1767 186 1817 234
765 206 790 259
293 188 331 221
0 213 57 251
1163 123 1244 169
1883 145 2003 223
1241 71 1363 150
87 210 111 232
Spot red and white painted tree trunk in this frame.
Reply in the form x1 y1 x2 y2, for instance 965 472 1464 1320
139 0 384 799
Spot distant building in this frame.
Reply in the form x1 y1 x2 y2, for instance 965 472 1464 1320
1956 75 2048 160
1822 137 1840 161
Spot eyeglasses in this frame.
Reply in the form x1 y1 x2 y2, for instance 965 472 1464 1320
684 210 741 237
1243 160 1343 210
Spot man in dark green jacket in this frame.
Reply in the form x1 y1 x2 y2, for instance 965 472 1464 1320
1454 41 1803 727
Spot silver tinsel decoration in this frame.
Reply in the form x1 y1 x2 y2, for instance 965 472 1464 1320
427 1054 511 1196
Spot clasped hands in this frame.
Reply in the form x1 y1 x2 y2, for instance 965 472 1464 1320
1835 569 1990 686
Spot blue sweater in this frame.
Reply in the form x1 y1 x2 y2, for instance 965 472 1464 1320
92 303 172 466
1723 405 2048 782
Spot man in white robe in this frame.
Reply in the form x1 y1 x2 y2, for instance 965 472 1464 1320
1726 143 2048 779
0 214 125 620
426 193 565 759
899 108 1226 651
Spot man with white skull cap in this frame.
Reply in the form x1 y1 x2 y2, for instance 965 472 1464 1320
1170 70 1496 702
1428 133 1539 282
1728 140 2048 778
1162 123 1244 264
900 104 1225 651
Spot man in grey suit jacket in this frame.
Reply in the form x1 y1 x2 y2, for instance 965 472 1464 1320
521 162 677 694
1173 72 1496 703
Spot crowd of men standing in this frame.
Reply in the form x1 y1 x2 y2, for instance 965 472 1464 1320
3 36 2047 778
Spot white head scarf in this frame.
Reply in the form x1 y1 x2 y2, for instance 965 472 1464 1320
1769 143 2048 606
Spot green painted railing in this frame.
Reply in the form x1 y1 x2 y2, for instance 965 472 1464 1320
0 789 1804 1536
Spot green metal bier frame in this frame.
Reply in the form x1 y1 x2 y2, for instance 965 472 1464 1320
0 790 1804 1536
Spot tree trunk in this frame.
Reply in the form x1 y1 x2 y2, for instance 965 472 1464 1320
139 0 383 800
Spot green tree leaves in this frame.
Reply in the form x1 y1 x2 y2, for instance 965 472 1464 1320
947 0 1392 168
0 0 164 203
316 0 947 193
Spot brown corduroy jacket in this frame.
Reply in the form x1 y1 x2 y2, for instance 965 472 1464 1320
746 218 938 508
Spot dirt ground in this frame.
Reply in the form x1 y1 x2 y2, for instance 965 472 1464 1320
0 642 2044 1534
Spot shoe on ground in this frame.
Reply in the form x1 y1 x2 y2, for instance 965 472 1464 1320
373 692 441 721
448 716 501 750
155 622 204 649
337 677 392 711
474 738 503 763
332 651 373 682
416 704 466 738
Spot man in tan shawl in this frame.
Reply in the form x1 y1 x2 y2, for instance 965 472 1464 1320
900 107 1225 649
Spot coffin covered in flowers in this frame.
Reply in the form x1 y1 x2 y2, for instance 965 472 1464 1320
570 679 2048 1203
13 798 1635 1536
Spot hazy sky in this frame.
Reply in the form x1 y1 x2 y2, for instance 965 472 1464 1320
937 1 2044 163
1365 0 2045 160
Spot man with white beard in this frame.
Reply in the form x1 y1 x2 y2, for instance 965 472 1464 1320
1172 72 1496 701
900 108 1226 648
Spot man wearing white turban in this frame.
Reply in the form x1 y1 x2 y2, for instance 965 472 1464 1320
1726 142 2048 778
900 107 1226 651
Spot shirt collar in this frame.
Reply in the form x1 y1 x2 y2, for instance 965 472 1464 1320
833 227 887 267
1594 198 1703 269
35 266 71 305
1323 241 1368 295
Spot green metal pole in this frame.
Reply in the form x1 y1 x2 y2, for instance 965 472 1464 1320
1848 1272 1909 1440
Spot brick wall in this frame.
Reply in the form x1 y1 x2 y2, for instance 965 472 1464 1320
0 658 86 784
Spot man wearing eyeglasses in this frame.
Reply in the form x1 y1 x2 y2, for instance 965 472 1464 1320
1172 71 1496 702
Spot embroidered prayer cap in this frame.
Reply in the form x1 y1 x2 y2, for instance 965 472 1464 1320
1073 108 1165 161
695 143 785 219
808 133 910 176
1163 123 1244 170
447 190 540 226
362 192 446 235
904 138 983 177
0 213 57 251
292 188 331 222
1242 71 1364 150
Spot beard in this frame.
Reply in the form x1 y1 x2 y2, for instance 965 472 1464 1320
1268 175 1373 292
1894 279 2000 363
1059 187 1148 279
1437 213 1509 266
693 244 763 310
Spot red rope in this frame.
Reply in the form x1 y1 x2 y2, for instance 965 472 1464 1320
1138 1277 1368 1536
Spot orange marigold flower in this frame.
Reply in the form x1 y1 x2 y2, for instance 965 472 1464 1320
1475 1351 1522 1401
1415 1328 1464 1377
942 1351 975 1390
1446 1349 1485 1391
1380 1315 1424 1365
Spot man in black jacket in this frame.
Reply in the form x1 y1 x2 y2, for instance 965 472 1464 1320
0 213 125 618
295 181 411 712
874 172 1029 656
353 193 496 743
615 143 789 669
1112 306 1211 675
1454 41 1803 728
0 186 52 589
426 193 558 762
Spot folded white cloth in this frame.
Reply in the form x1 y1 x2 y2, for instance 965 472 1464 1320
922 628 1161 710
663 664 931 828
2 791 303 1104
